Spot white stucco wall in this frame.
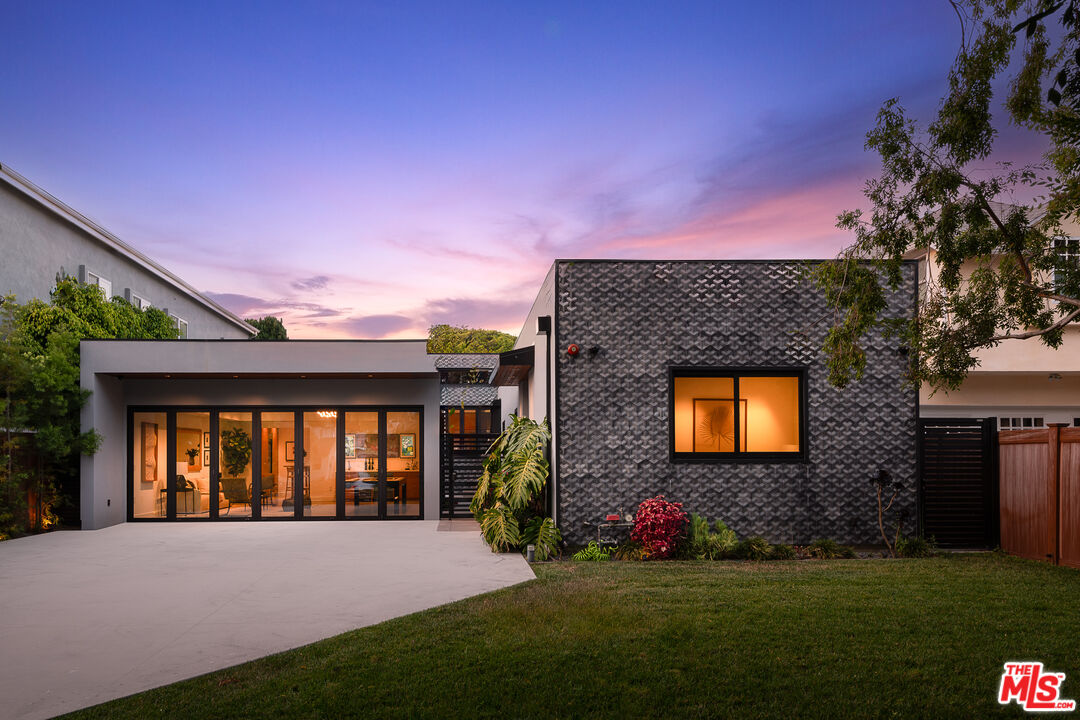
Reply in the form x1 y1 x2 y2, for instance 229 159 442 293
80 340 440 529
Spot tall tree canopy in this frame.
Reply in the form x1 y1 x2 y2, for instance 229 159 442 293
245 315 288 340
427 324 516 354
0 277 178 537
814 0 1080 391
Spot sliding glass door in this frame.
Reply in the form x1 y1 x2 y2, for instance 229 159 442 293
130 405 422 521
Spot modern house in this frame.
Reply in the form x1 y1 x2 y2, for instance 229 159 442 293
0 162 254 339
80 260 919 548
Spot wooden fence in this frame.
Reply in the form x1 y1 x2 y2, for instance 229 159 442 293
999 424 1080 568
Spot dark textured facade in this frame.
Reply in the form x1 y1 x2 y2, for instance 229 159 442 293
553 260 917 545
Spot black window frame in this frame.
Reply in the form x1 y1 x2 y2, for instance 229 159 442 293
668 366 808 464
127 404 424 522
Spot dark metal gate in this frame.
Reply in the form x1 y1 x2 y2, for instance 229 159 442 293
440 432 498 518
919 417 997 548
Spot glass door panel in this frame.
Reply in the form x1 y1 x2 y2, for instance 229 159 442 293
304 410 337 517
261 411 296 517
344 411 379 517
175 411 211 517
131 411 167 518
387 411 421 518
218 411 253 518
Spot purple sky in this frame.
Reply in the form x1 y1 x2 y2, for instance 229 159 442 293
2 1 1046 338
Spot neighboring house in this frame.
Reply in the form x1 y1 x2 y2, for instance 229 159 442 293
0 163 255 339
78 260 917 544
911 216 1080 432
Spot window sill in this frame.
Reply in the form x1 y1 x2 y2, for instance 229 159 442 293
670 453 808 464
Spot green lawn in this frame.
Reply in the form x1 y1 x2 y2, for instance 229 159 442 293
65 554 1080 719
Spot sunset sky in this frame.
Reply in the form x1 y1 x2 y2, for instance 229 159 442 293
2 1 1047 338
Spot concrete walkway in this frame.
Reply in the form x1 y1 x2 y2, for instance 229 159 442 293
0 522 533 719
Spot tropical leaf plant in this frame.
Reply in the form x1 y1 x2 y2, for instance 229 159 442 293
471 415 557 556
479 504 520 553
522 516 562 561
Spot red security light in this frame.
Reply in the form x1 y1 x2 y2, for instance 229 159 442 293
567 343 580 356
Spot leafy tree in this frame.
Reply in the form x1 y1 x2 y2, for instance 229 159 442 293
813 0 1080 391
245 315 288 340
426 324 516 354
0 277 178 536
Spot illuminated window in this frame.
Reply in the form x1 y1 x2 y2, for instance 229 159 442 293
670 368 805 461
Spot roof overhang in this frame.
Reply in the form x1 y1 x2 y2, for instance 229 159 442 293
491 345 534 386
0 163 256 336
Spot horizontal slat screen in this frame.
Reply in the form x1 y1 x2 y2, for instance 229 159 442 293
920 418 994 548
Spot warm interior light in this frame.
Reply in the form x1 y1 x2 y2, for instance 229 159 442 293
317 410 337 418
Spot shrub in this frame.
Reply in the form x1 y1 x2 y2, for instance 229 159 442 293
896 535 937 558
522 516 562 561
613 542 647 561
631 495 687 559
470 416 556 553
734 536 772 561
679 513 738 560
769 543 796 560
711 520 738 556
808 538 856 559
572 541 610 561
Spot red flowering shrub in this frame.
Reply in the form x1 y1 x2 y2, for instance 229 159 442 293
631 495 687 559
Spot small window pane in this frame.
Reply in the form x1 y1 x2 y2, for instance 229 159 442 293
477 409 492 434
673 376 735 453
740 376 801 453
463 410 477 434
132 412 166 518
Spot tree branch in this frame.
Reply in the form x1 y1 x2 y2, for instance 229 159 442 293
985 304 1080 342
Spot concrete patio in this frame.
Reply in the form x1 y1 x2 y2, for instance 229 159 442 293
0 521 533 720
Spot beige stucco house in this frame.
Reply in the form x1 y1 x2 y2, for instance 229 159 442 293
910 217 1080 430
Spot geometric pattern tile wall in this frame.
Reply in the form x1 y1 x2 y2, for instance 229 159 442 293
554 260 918 546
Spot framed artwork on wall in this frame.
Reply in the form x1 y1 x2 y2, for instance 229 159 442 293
203 431 210 448
141 422 158 483
203 449 210 465
356 434 378 457
386 434 400 458
693 398 747 452
345 434 355 458
285 440 295 462
400 433 416 458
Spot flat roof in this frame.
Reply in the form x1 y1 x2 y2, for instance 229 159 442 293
80 339 437 377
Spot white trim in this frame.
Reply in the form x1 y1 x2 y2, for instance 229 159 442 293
2 163 255 336
124 288 150 310
79 265 112 298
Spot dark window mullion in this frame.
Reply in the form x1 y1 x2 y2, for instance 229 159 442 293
336 409 345 519
209 411 220 520
378 410 387 518
294 410 303 519
733 375 741 455
166 410 177 518
252 413 262 520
